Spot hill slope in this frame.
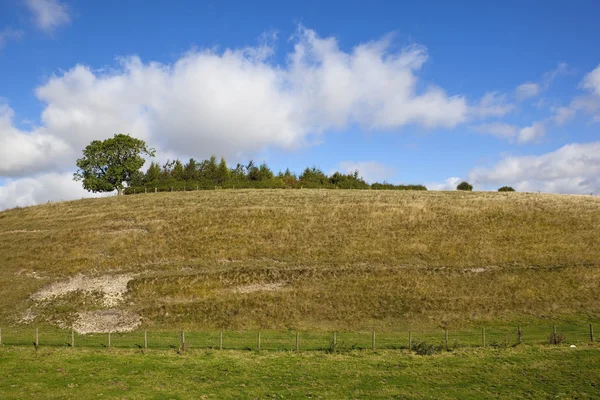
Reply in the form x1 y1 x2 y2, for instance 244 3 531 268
1 190 599 331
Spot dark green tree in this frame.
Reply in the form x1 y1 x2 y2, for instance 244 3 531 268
74 134 155 195
498 186 516 192
183 158 198 181
216 157 230 184
172 160 184 181
144 161 161 184
456 181 473 191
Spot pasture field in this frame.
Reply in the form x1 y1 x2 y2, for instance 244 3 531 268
1 345 599 399
0 189 599 332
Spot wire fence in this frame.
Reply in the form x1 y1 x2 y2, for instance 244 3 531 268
0 324 595 352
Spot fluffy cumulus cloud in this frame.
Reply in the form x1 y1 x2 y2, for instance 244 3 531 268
0 103 70 176
1 27 470 178
468 142 600 194
25 0 71 33
516 82 541 101
0 172 108 210
335 161 396 183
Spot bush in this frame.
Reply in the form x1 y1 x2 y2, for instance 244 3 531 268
498 186 515 192
456 181 473 191
413 342 444 355
549 331 566 345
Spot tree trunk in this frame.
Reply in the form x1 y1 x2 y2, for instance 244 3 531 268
117 188 123 196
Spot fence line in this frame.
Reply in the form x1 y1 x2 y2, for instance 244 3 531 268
0 324 596 352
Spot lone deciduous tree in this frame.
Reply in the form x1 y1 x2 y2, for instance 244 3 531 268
456 181 473 191
74 134 155 195
498 186 516 192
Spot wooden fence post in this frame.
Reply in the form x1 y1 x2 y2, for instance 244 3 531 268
71 329 75 349
333 332 337 349
408 331 412 351
219 331 223 350
155 187 157 193
257 331 261 351
145 188 147 194
552 325 557 344
517 326 522 344
590 324 594 342
296 332 299 352
144 331 148 349
180 331 185 350
482 327 486 347
372 330 376 350
35 328 39 348
108 332 111 349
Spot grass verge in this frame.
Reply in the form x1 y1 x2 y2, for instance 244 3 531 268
1 345 599 399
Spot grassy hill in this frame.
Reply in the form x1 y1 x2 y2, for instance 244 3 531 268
1 189 599 332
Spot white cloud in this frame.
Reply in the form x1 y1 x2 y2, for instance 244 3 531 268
2 27 469 179
470 92 515 118
0 27 24 49
552 106 577 125
582 65 600 96
0 172 109 210
468 142 600 194
25 0 70 34
516 82 541 101
542 62 568 87
427 177 462 191
471 122 518 139
517 122 545 144
334 161 396 183
0 103 71 176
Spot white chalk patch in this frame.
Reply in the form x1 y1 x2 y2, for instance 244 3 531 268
31 273 134 307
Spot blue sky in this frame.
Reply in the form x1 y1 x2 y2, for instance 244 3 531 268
1 0 600 208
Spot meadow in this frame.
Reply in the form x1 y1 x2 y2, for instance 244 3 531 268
1 345 599 399
0 189 599 332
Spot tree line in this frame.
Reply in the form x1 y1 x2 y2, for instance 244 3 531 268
74 134 515 195
124 155 427 194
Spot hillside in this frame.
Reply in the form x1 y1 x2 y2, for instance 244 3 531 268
1 189 599 332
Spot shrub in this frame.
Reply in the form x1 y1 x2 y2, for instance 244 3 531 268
498 186 515 192
413 342 444 355
456 181 473 191
549 331 566 345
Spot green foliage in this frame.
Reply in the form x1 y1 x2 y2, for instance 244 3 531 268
122 154 428 193
371 182 427 191
74 134 155 195
413 342 444 355
183 159 199 181
456 181 473 191
498 186 516 192
145 161 161 184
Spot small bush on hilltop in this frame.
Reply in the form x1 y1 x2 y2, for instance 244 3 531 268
498 186 515 192
456 181 473 191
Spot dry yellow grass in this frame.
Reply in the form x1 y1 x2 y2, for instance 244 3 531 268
1 189 599 330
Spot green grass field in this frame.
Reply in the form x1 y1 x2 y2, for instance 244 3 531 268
1 189 600 397
1 345 599 399
1 190 599 332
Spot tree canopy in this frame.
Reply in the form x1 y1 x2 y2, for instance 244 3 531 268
74 134 155 195
456 181 473 191
498 186 516 192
